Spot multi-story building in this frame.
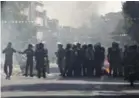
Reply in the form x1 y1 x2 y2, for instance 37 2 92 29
28 1 48 42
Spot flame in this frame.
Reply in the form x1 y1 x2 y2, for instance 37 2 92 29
105 67 110 74
104 58 110 74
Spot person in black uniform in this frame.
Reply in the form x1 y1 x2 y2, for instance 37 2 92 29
123 45 129 77
123 45 128 61
94 43 105 77
86 44 95 77
71 44 76 77
76 43 82 77
35 43 47 78
72 44 80 77
63 44 72 77
124 45 139 80
81 44 88 76
55 43 65 76
19 44 34 77
2 42 16 79
107 42 122 77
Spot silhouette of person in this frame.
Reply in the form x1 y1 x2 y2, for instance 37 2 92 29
19 44 34 77
55 43 65 76
72 44 79 77
35 43 47 78
81 44 88 76
2 42 16 79
86 44 95 77
124 45 139 83
108 42 122 77
76 43 82 77
63 44 72 77
94 43 105 77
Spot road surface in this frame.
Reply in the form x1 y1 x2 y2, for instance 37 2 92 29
1 63 139 98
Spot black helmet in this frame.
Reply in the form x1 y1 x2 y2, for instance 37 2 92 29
66 43 71 49
88 44 93 48
39 43 44 48
28 44 33 48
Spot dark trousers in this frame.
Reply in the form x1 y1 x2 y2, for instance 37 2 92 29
57 59 64 75
37 67 46 78
36 60 46 78
87 60 94 77
4 63 13 77
64 64 73 77
73 61 81 77
63 60 72 77
82 60 87 76
110 63 123 77
95 65 102 77
67 66 73 77
25 60 33 76
95 61 103 77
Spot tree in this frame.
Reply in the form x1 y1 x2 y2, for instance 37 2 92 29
123 1 139 43
1 1 37 49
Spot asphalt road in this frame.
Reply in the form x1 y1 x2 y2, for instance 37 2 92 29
1 64 139 98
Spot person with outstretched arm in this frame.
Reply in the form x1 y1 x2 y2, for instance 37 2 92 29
19 44 34 77
2 42 16 79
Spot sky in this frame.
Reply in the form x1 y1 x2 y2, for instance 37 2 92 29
43 1 122 28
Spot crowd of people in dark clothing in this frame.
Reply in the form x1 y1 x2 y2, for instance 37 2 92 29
2 42 139 80
56 43 105 77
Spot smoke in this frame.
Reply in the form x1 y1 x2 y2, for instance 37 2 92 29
1 1 123 63
44 1 122 28
36 32 43 42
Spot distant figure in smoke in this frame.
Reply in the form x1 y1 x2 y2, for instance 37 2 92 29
86 44 94 77
2 42 16 79
81 44 88 76
76 43 82 77
94 43 105 77
63 44 72 77
72 44 79 77
71 43 82 77
124 45 139 79
123 45 129 76
108 42 122 77
35 43 48 78
19 44 34 77
55 43 65 76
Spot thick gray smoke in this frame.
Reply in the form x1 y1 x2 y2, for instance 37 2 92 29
44 1 122 28
43 1 123 48
1 1 123 64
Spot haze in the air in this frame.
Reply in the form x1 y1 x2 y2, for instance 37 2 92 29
44 1 122 28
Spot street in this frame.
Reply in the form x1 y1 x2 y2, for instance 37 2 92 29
1 64 139 98
1 1 139 98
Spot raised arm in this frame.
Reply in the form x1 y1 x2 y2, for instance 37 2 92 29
12 48 16 53
18 49 27 54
